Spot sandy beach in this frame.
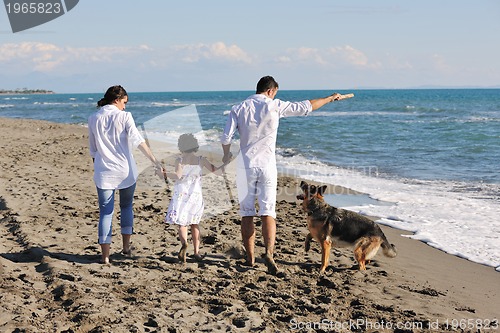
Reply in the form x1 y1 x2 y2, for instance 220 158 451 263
0 117 498 332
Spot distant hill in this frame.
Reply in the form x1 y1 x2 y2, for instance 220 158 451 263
0 89 55 95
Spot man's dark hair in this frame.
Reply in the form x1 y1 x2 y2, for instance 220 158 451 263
256 76 279 93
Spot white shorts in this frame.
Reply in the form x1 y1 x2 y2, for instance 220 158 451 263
236 167 277 218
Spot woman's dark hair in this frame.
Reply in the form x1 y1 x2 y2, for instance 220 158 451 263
178 133 199 153
256 76 279 93
97 85 128 107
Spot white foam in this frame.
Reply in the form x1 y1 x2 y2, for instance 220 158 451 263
150 102 184 107
148 101 220 108
277 154 500 271
310 111 411 117
33 102 65 105
3 97 28 100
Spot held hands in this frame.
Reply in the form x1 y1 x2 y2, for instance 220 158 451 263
212 152 235 173
153 162 166 180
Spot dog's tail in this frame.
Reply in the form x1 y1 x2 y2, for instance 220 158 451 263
381 238 397 258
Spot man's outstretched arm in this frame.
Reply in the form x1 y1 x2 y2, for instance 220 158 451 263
309 93 342 111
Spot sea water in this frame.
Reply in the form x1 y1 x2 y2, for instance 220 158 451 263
1 89 499 271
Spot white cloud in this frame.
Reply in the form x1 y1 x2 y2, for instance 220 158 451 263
328 45 369 67
172 42 252 64
431 53 453 73
275 45 377 69
275 56 292 64
0 42 152 73
0 41 253 76
296 47 328 65
5 41 489 92
384 52 413 70
0 42 58 61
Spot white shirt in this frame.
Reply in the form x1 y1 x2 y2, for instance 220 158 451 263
88 105 145 189
221 94 312 168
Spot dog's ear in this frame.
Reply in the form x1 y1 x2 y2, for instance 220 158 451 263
300 180 307 188
318 185 328 196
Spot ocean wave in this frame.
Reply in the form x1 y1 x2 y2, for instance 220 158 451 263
311 111 413 117
3 97 28 100
462 116 500 123
276 147 298 157
148 101 223 108
275 151 500 270
142 128 224 149
150 102 184 107
33 102 67 105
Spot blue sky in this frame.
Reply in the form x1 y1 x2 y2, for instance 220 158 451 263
1 0 499 93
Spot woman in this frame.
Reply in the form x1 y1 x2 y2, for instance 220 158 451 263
88 85 162 264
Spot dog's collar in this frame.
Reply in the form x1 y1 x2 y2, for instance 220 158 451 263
306 205 323 216
306 201 336 217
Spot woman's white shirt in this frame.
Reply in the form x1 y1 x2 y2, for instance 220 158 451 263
88 104 144 189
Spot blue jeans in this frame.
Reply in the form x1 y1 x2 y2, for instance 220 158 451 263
96 183 136 244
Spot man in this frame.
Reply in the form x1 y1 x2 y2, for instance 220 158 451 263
221 76 341 274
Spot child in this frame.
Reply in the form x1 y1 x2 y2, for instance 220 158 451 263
164 133 218 263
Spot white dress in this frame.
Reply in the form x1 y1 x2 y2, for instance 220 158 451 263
165 157 204 226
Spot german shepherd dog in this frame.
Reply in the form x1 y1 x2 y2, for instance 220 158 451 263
297 181 397 273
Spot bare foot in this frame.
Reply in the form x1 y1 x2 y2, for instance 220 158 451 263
193 253 206 262
263 253 278 275
121 245 135 257
178 244 187 263
238 259 255 267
